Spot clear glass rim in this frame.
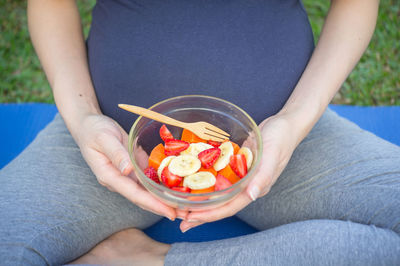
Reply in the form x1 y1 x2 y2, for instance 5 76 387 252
128 94 263 204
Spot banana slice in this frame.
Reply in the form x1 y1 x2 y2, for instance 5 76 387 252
213 141 234 171
181 142 214 157
183 171 216 190
168 154 201 177
157 156 176 179
238 147 253 169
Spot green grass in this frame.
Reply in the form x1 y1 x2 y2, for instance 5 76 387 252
0 0 95 103
1 0 399 105
303 0 400 105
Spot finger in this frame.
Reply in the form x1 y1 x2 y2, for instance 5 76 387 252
186 192 252 223
116 123 130 148
135 145 150 171
88 150 177 220
97 180 116 192
95 132 134 176
246 144 278 201
180 220 204 233
176 209 189 220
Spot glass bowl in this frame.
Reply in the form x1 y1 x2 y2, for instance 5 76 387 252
128 95 262 211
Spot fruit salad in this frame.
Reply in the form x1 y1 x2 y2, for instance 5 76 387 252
143 125 253 195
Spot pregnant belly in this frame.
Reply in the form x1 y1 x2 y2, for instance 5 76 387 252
87 0 314 132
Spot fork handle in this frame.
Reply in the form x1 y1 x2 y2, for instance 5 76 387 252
118 104 187 128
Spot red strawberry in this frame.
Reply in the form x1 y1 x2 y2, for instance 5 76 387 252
160 124 174 142
144 166 160 184
215 174 232 191
198 147 221 169
164 140 189 156
229 154 247 178
171 186 191 193
207 140 221 148
161 167 183 188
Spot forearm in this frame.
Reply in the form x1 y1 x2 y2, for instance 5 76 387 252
278 0 379 146
28 0 101 142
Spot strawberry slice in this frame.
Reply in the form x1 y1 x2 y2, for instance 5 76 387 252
161 167 183 188
164 140 189 156
215 174 232 191
207 140 221 148
144 166 160 184
171 186 191 193
160 124 174 142
198 147 221 169
229 154 247 178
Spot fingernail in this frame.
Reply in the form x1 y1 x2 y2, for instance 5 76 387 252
187 219 200 223
249 186 260 201
167 216 175 221
119 160 129 174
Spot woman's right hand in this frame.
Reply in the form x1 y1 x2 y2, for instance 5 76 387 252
75 113 177 221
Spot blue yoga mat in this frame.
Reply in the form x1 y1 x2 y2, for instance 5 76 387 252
1 103 399 243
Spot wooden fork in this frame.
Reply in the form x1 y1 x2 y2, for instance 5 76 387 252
118 104 230 141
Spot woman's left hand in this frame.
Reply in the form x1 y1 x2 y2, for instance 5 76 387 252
179 113 300 232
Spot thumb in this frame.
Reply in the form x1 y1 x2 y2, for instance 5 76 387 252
246 146 277 201
97 133 134 176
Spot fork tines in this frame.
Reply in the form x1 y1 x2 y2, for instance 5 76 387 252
204 124 230 141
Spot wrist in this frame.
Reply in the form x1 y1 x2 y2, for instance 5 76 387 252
60 105 101 147
53 84 102 145
275 99 324 147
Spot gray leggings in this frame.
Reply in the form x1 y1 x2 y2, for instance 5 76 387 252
1 109 399 265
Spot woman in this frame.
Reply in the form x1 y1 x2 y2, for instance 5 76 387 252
1 0 399 265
